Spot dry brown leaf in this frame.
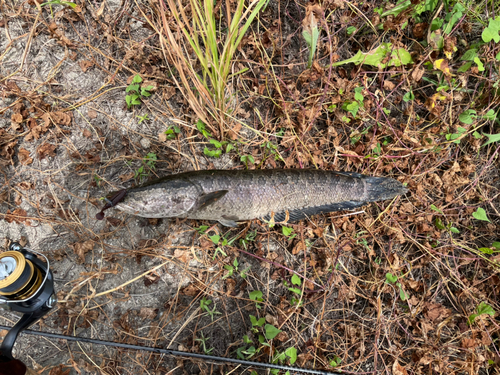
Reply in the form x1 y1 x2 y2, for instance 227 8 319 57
424 302 451 322
227 121 242 140
87 109 97 119
79 60 94 72
0 141 16 163
225 278 236 295
42 111 72 127
106 217 122 227
392 360 408 375
411 67 425 82
181 283 199 296
383 80 396 90
11 113 23 123
72 240 94 263
173 249 192 263
37 143 57 160
412 23 428 39
48 22 75 48
5 209 30 225
49 365 71 375
461 338 477 349
302 4 323 44
139 307 158 320
18 148 33 165
119 172 134 181
0 191 7 204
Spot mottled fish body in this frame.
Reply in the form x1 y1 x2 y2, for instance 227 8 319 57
102 169 407 227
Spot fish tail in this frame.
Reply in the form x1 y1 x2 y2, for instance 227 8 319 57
364 176 408 202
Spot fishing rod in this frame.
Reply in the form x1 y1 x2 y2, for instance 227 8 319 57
0 242 340 375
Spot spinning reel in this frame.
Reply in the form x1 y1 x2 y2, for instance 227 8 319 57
0 242 56 375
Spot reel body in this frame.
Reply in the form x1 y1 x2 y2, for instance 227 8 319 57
0 243 56 375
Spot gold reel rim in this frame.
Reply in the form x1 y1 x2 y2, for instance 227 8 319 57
0 251 26 289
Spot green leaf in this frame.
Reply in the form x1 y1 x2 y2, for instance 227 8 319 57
473 57 485 72
492 242 500 249
381 0 410 17
132 74 143 83
478 247 494 254
468 302 496 325
482 133 500 147
209 234 220 244
203 147 222 158
285 347 297 365
40 0 77 8
354 87 364 103
282 226 294 236
430 17 443 31
196 120 212 138
403 91 414 102
126 84 140 93
195 225 209 234
291 274 302 286
302 15 320 69
442 3 464 34
472 207 490 222
240 155 255 164
264 324 282 340
342 101 360 117
347 26 357 35
397 283 408 301
496 51 500 61
450 227 460 234
385 273 397 284
460 49 478 61
482 17 500 43
249 290 263 302
458 109 477 124
209 138 222 148
250 315 266 327
457 62 472 73
331 43 413 69
288 287 302 295
483 109 496 121
226 143 234 153
435 217 446 230
430 204 443 214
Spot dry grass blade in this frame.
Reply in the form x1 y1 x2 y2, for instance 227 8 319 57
155 0 268 138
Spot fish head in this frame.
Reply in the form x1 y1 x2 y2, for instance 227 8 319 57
115 188 197 218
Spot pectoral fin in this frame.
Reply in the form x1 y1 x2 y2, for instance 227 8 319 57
197 190 229 209
219 215 240 227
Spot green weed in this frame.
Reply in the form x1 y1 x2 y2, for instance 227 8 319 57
385 272 408 301
126 75 153 109
195 332 214 354
468 302 495 325
134 153 157 183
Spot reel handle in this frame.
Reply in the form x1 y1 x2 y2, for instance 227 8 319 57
0 242 56 375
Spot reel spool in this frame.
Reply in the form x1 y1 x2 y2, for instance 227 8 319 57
0 242 56 375
0 251 43 301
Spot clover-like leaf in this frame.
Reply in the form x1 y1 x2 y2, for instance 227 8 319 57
472 207 490 222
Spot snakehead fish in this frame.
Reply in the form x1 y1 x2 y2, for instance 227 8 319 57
96 169 407 227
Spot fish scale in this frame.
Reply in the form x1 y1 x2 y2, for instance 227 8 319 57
105 169 407 227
